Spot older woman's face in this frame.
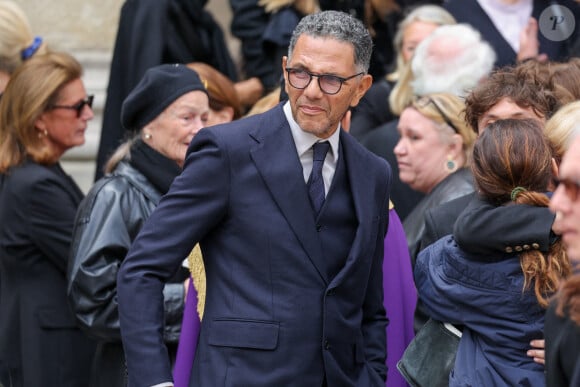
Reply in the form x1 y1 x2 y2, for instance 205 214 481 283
145 90 209 167
401 21 439 63
35 78 93 158
394 107 453 193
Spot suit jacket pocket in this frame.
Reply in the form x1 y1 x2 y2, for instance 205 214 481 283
208 318 279 350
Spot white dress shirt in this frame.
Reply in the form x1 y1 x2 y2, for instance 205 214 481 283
283 101 340 196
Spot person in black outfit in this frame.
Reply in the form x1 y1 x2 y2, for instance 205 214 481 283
95 0 237 180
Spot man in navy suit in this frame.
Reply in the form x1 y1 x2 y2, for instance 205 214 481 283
117 10 391 387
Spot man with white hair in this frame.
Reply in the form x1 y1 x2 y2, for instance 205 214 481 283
361 23 495 220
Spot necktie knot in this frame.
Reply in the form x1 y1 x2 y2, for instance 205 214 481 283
312 141 330 162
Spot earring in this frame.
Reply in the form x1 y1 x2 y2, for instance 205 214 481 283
445 156 457 172
144 133 152 140
38 129 48 138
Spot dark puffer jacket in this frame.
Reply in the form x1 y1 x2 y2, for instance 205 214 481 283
415 236 546 387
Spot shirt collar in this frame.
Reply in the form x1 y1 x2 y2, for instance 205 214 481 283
283 101 340 162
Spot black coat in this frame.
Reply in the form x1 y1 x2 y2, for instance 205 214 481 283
96 0 237 180
360 118 424 221
0 161 95 387
545 297 580 386
349 79 395 141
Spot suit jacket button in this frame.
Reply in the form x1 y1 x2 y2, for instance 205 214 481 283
515 246 523 252
327 289 335 296
324 340 331 350
505 247 513 253
316 224 322 232
532 243 540 250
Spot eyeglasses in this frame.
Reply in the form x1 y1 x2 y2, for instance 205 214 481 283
554 177 580 201
413 96 459 134
49 95 94 117
285 68 363 95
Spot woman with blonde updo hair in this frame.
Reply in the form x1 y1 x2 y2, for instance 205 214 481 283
0 1 47 93
0 51 95 387
395 92 476 263
545 101 580 167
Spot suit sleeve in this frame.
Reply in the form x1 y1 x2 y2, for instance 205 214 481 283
117 130 229 387
453 195 554 255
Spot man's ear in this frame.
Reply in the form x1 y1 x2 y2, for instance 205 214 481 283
282 56 289 96
350 74 372 108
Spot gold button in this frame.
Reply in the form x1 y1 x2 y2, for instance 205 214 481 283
532 243 540 250
505 247 513 253
523 244 530 250
515 246 523 252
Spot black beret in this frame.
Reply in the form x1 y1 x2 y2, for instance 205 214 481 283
121 63 208 131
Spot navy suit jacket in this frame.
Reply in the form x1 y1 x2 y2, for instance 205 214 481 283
117 104 391 386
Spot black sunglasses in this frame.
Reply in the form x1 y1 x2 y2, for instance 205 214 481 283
49 95 94 117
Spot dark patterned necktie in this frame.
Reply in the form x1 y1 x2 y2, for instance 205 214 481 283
307 141 330 215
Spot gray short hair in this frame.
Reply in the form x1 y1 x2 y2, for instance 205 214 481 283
287 10 372 73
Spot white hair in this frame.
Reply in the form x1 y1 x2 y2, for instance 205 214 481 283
411 24 496 97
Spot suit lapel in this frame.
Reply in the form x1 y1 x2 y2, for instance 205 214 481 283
330 132 381 286
249 106 328 283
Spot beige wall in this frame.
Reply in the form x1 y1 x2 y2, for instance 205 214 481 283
18 0 235 54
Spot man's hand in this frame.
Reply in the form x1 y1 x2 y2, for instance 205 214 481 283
518 18 548 63
234 77 265 108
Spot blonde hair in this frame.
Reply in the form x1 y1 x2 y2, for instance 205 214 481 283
0 51 82 172
409 93 475 166
0 1 46 74
545 101 580 165
386 5 455 83
245 87 281 117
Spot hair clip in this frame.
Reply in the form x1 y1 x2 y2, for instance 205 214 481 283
21 36 43 60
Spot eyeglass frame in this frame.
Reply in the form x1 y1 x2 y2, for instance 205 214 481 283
48 95 94 117
554 177 580 202
285 67 364 95
412 96 460 134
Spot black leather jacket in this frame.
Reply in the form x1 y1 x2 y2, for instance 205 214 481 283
67 160 185 386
